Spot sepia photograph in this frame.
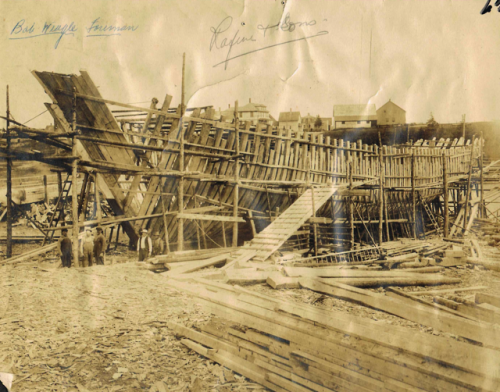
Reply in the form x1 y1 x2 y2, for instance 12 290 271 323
1 0 500 391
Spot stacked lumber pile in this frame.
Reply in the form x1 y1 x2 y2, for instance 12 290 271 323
439 245 467 266
166 278 500 392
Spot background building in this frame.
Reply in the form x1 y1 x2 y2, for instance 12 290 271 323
217 99 271 125
278 110 302 134
377 99 406 125
302 113 332 132
333 104 377 129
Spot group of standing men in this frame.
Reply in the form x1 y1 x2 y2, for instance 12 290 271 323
57 226 158 267
57 227 106 268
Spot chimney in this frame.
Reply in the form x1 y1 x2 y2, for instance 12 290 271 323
249 98 251 103
228 104 230 108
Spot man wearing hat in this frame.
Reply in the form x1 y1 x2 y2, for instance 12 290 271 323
94 227 106 265
137 229 152 262
57 228 72 268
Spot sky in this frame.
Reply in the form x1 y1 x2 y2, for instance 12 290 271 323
0 0 499 128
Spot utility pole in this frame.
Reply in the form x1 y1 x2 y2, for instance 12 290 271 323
442 151 449 237
71 88 79 265
480 131 485 218
462 114 466 141
411 150 416 239
177 53 186 251
232 100 239 247
6 86 12 259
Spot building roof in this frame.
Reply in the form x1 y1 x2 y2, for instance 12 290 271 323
238 102 268 113
376 99 406 113
279 111 301 122
218 102 269 119
333 104 377 121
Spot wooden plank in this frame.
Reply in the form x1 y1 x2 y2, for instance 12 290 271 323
166 280 495 391
267 273 301 289
410 286 489 297
167 253 230 275
177 340 286 392
385 287 481 321
476 292 500 309
176 213 244 223
299 278 500 349
283 267 434 279
325 276 461 288
225 270 274 284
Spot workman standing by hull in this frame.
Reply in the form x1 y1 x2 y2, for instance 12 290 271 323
81 229 94 267
137 229 152 262
94 227 106 265
57 228 72 268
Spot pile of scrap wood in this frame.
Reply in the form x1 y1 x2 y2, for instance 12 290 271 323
467 238 500 272
475 217 500 239
166 278 500 392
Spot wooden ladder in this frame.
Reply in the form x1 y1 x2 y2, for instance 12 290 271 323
42 173 72 245
418 192 441 234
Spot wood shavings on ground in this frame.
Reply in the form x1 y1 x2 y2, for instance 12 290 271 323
0 262 260 391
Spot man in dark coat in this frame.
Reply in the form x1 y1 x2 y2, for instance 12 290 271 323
137 229 152 262
57 228 72 268
93 227 106 265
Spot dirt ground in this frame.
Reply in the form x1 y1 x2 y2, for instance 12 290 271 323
2 234 500 391
0 256 267 392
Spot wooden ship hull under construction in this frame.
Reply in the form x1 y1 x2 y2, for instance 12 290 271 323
1 70 488 261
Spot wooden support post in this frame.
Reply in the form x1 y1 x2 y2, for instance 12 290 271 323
411 150 416 239
177 53 186 251
383 146 390 241
232 100 239 247
57 172 65 225
348 161 354 250
95 174 102 222
57 172 63 196
161 195 170 254
6 85 12 258
195 202 201 251
71 88 79 265
378 134 384 245
195 197 207 249
480 131 484 218
114 224 121 250
43 175 48 204
463 137 475 234
248 210 257 238
311 186 318 256
107 227 114 251
443 152 449 237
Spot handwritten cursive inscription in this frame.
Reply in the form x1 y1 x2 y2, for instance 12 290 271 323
9 18 139 48
86 18 139 37
210 17 257 70
10 19 77 49
257 13 316 37
210 13 328 70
